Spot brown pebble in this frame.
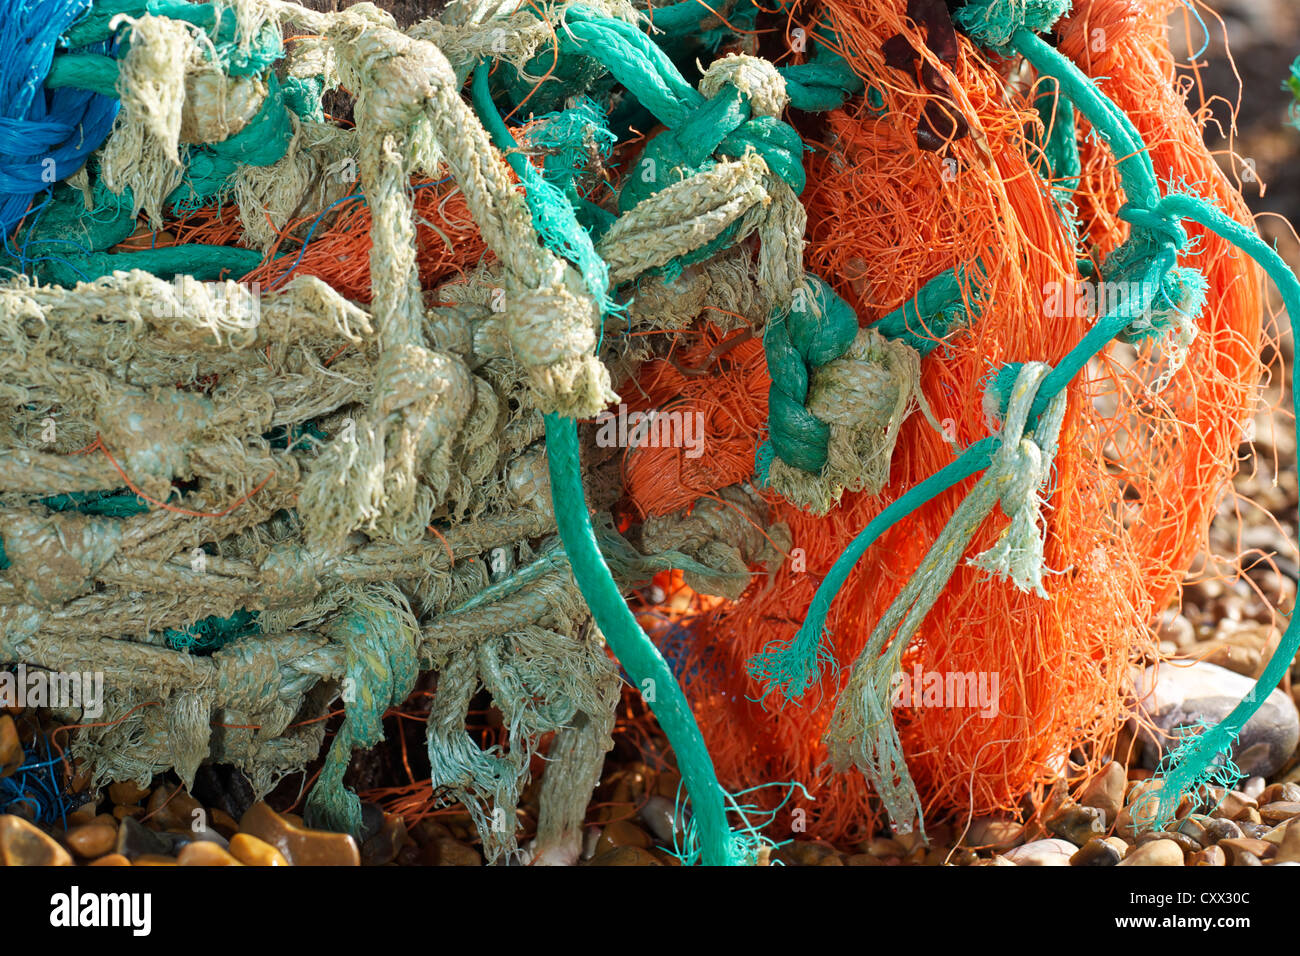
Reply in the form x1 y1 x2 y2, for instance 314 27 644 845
361 816 408 867
587 845 661 866
596 819 652 854
1070 837 1123 866
1047 805 1106 846
1258 802 1300 825
0 716 23 779
1210 790 1257 820
1190 846 1226 866
88 853 131 866
1079 761 1126 826
133 854 178 866
107 780 151 806
1259 783 1300 805
1137 830 1200 854
1117 839 1184 866
846 853 884 866
431 837 481 866
144 784 203 832
1274 821 1300 863
0 815 72 865
238 802 359 866
865 836 907 858
111 805 144 822
229 833 289 866
64 824 116 859
774 840 840 866
65 802 98 828
1219 837 1276 864
411 819 452 846
209 808 239 839
178 842 243 866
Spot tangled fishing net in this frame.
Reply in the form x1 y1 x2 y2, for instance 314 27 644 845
1 0 1298 864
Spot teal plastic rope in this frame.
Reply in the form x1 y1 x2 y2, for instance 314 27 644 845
471 56 744 864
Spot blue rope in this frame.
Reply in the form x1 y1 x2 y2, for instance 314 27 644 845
0 0 119 238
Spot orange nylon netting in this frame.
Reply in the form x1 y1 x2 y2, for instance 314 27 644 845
621 0 1267 843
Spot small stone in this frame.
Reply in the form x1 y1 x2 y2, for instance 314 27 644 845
0 715 22 779
114 816 172 861
1218 837 1275 864
431 837 481 866
1104 837 1130 856
1116 779 1179 836
1135 662 1300 777
1003 838 1076 866
0 815 72 865
845 853 884 866
1241 776 1267 799
1070 837 1123 866
361 816 408 867
66 802 98 828
1175 816 1209 844
112 805 143 822
132 854 178 865
865 836 906 857
411 819 452 846
595 820 652 855
638 795 685 845
107 780 151 806
145 783 203 832
1047 805 1106 846
1117 839 1185 866
239 801 360 866
229 833 290 866
962 818 1023 852
88 853 131 866
1260 783 1300 804
1202 817 1242 843
1234 807 1263 826
773 840 839 866
64 824 116 859
209 808 239 839
1258 801 1300 825
587 845 661 866
178 842 243 866
1190 845 1227 866
1137 829 1200 854
1275 821 1300 863
1080 761 1126 825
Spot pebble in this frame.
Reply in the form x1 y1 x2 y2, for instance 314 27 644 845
773 841 840 866
845 853 884 866
638 795 685 845
1258 801 1300 824
360 816 408 867
0 715 21 778
64 824 117 859
587 845 662 866
1190 845 1227 866
1137 829 1200 854
178 842 243 866
239 802 360 866
115 816 174 861
1135 662 1300 777
1260 783 1300 804
66 802 97 828
1241 776 1267 799
1047 805 1106 846
209 808 240 839
1003 838 1076 866
595 819 652 855
107 780 151 806
962 817 1023 852
1275 822 1300 863
1203 818 1244 842
133 854 179 866
1218 837 1276 864
229 833 289 866
1070 837 1123 866
1117 839 1185 866
88 853 131 866
145 784 204 832
1079 761 1126 825
427 837 481 866
0 815 73 866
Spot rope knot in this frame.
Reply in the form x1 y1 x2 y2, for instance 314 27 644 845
699 54 789 118
954 0 1071 51
761 277 931 514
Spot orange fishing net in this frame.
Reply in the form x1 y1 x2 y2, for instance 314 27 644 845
621 0 1266 843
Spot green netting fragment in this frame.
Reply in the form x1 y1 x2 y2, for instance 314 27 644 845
163 608 259 654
